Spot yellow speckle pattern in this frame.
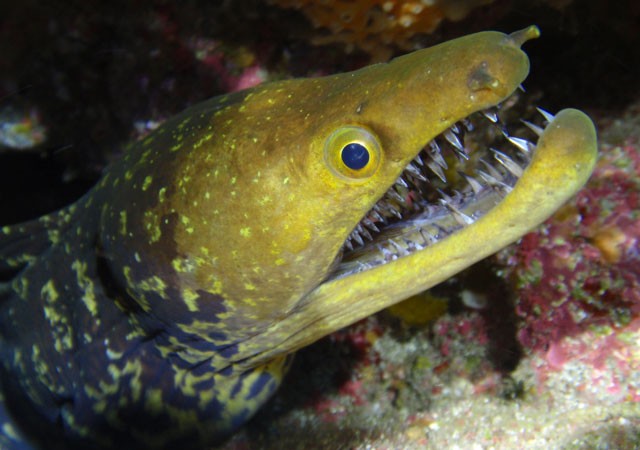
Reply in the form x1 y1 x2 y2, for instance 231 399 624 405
158 186 167 203
182 288 200 312
136 275 169 300
119 210 127 236
143 210 162 243
2 423 19 441
71 260 98 316
40 280 74 352
142 175 153 191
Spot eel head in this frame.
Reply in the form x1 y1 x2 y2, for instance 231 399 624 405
225 26 597 367
99 27 596 367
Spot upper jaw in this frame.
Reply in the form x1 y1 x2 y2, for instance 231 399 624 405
348 28 537 166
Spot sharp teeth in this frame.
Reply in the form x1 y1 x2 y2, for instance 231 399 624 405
360 226 373 241
376 244 395 261
410 239 424 251
388 205 402 219
426 161 447 183
363 217 380 233
536 107 555 123
443 131 469 161
454 145 470 161
395 176 409 188
458 171 484 195
386 186 405 203
502 131 534 153
374 202 398 220
436 188 453 203
521 119 544 136
345 239 354 251
478 158 513 191
478 170 511 191
341 95 547 260
444 129 464 152
482 110 499 123
428 141 448 169
389 239 410 256
419 228 437 245
426 142 448 182
440 199 475 225
370 210 386 223
434 224 449 238
490 148 524 177
479 158 503 179
405 162 427 182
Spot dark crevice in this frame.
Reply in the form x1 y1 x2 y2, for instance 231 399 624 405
95 244 143 317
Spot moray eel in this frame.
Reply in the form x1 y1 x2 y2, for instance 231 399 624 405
0 27 596 449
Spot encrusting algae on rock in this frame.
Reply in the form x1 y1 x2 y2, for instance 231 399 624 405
0 26 596 449
269 0 496 58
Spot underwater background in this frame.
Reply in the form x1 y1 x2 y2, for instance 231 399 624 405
1 1 639 448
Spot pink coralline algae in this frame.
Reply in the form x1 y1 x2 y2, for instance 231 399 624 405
509 133 640 363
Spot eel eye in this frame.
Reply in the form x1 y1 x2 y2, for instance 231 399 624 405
341 143 369 170
324 125 381 180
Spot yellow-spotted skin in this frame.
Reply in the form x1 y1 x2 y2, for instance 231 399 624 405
0 27 596 450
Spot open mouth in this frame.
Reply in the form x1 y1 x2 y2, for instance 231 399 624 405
333 92 550 278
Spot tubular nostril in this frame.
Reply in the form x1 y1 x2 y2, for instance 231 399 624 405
507 25 541 48
467 62 501 92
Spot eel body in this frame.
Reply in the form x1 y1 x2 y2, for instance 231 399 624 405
0 27 597 449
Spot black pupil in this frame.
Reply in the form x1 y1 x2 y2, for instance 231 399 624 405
341 143 369 170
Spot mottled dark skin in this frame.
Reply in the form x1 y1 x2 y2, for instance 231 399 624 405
0 92 292 449
0 28 596 450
